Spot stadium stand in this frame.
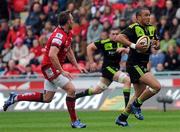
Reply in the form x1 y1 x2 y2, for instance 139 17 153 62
0 0 179 77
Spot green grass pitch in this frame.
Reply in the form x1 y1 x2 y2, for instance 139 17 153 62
0 110 180 132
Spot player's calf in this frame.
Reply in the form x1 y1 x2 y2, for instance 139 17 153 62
75 85 105 99
75 88 93 99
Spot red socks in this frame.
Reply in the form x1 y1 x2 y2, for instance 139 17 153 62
17 93 77 122
66 97 77 122
17 92 43 102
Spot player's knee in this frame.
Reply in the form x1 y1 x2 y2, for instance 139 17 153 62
97 81 108 90
118 72 129 84
148 84 161 94
67 88 75 96
155 83 161 92
43 97 53 103
123 77 131 86
154 82 161 92
44 99 52 103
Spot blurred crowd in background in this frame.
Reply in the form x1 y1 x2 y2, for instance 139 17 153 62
0 0 180 76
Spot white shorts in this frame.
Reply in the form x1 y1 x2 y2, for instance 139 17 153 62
44 74 70 92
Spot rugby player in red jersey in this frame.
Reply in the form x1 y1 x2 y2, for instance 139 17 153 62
3 10 87 128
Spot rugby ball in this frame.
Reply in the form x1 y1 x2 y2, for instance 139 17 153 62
136 35 150 53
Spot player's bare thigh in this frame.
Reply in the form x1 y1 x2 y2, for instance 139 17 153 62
139 72 161 91
44 74 74 100
52 74 75 97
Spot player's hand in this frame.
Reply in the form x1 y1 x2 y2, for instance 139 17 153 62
116 48 125 53
89 62 97 72
77 65 88 73
62 70 73 80
151 40 160 50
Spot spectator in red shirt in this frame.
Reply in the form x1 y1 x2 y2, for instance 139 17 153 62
80 17 89 41
4 18 26 49
8 0 29 19
30 39 43 63
71 23 81 36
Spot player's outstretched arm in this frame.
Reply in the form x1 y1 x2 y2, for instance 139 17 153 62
67 47 87 73
67 47 78 67
87 43 98 72
115 34 132 47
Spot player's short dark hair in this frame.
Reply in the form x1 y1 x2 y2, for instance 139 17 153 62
109 27 120 34
110 27 120 32
136 7 150 18
58 10 71 26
